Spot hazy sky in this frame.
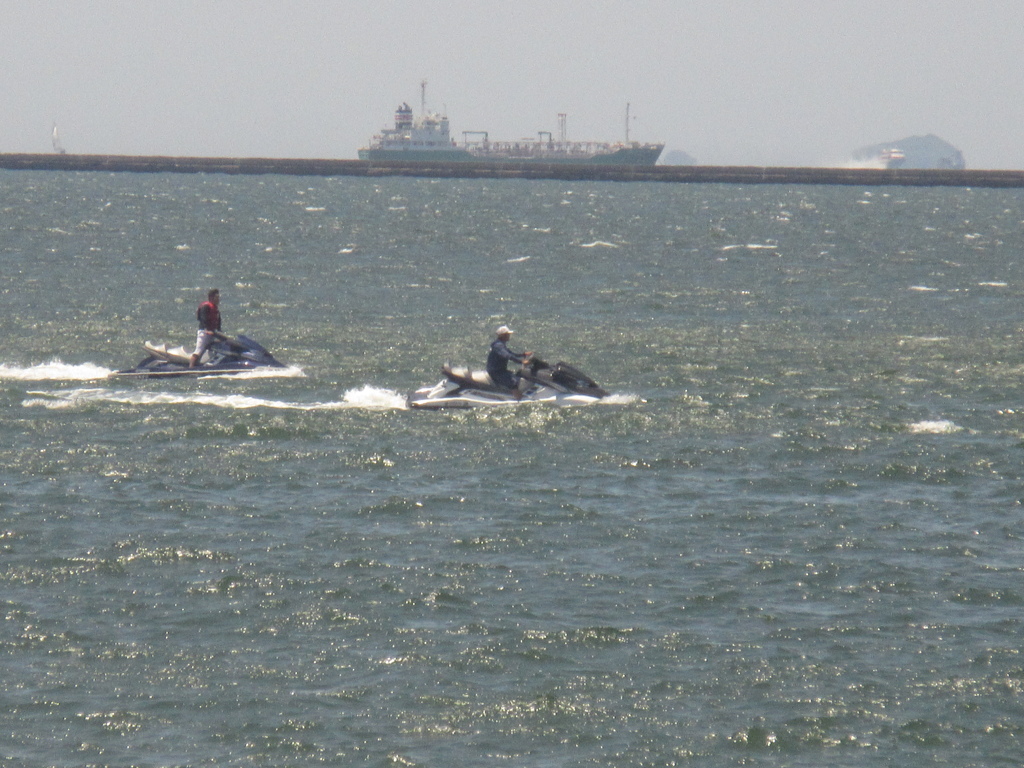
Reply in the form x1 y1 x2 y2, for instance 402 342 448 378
3 1 1023 169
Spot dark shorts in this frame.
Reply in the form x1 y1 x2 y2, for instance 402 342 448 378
489 370 518 390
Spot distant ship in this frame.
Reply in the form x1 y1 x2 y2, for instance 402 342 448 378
358 84 663 166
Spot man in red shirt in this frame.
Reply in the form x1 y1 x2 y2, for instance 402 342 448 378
189 288 222 368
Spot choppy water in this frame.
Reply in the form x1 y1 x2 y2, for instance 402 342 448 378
3 171 1024 767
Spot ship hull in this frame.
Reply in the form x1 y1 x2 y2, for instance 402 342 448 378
359 145 663 166
358 148 474 162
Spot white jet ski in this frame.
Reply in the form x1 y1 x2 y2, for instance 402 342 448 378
407 357 609 409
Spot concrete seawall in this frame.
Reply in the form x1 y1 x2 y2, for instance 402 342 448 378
2 153 1022 187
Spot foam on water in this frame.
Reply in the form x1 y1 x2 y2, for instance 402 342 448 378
720 243 779 251
187 365 306 379
23 384 406 411
0 360 305 381
600 392 641 405
907 419 964 434
341 385 409 409
0 360 113 381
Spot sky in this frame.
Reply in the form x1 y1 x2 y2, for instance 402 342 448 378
3 0 1023 169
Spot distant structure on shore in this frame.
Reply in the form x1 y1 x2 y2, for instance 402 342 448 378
659 149 697 166
851 134 965 170
358 82 663 166
655 135 966 171
51 123 66 155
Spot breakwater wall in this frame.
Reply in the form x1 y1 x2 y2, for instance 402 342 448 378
2 153 1022 188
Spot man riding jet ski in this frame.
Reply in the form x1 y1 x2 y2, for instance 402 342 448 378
407 325 609 409
487 325 533 399
115 287 287 377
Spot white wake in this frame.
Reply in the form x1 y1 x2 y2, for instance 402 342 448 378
23 385 407 411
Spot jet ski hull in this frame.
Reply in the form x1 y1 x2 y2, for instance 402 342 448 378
115 334 286 378
407 388 604 409
407 359 608 409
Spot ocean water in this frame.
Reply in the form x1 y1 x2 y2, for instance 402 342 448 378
2 170 1024 767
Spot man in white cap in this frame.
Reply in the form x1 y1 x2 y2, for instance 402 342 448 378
486 325 532 397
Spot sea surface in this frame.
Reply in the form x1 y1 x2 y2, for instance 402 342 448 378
2 170 1024 767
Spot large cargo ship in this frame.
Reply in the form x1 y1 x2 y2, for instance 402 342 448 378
358 85 663 165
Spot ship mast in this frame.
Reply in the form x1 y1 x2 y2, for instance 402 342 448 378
420 79 427 116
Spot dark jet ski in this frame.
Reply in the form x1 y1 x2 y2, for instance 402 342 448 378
407 356 609 409
115 334 286 378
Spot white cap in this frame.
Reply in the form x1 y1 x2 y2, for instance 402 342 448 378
496 325 513 335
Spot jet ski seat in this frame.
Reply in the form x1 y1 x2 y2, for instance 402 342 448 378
441 364 511 393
